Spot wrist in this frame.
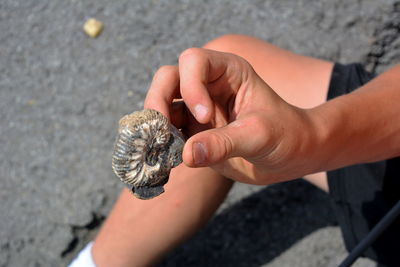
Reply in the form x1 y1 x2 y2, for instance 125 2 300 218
305 94 365 172
255 106 326 180
288 107 328 176
303 107 332 173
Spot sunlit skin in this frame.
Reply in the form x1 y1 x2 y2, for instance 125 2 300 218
91 35 400 266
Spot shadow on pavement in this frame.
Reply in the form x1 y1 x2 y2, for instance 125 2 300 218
159 179 337 267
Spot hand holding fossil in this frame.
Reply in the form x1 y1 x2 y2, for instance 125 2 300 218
144 48 321 185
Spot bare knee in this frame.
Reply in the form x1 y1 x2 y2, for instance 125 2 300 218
203 34 262 53
303 172 329 193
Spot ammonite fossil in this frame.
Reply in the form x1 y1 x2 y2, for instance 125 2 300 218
112 109 185 199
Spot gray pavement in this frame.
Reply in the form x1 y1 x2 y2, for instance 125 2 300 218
1 0 399 266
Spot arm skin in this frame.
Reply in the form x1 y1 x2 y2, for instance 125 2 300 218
309 64 400 173
92 166 232 267
144 48 400 185
245 63 400 183
90 37 335 267
90 32 398 266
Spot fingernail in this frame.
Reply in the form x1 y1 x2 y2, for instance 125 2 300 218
193 142 207 166
194 104 208 121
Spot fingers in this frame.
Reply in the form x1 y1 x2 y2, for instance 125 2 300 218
144 65 180 120
178 48 235 124
145 49 244 127
170 100 188 129
183 114 274 167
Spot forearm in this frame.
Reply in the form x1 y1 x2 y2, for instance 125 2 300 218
311 64 400 172
92 166 232 267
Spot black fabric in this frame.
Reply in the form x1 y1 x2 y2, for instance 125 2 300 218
327 63 400 267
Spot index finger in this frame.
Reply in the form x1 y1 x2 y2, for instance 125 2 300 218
178 48 236 124
144 65 181 120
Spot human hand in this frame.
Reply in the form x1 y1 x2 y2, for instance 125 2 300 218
145 48 320 185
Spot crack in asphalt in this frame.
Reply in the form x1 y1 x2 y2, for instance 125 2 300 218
365 1 400 73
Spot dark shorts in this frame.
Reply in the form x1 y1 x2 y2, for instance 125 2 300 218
327 63 400 266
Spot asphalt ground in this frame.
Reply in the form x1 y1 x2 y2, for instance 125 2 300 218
1 0 399 266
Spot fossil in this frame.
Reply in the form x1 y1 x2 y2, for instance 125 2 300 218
112 109 185 199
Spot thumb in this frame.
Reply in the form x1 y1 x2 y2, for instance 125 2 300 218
183 116 271 167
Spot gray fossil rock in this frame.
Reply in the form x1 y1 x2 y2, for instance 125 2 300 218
112 109 185 199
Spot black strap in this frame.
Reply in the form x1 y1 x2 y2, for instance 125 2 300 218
339 200 400 267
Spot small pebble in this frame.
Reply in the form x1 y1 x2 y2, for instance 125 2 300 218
27 99 36 106
83 18 103 38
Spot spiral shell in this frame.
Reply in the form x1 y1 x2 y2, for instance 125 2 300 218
112 109 185 199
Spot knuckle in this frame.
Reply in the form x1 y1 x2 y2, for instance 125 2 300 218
221 131 234 159
210 131 234 161
179 47 204 62
154 65 176 80
247 115 271 152
246 115 262 128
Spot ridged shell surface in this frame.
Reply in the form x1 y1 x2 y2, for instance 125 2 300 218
112 109 184 199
